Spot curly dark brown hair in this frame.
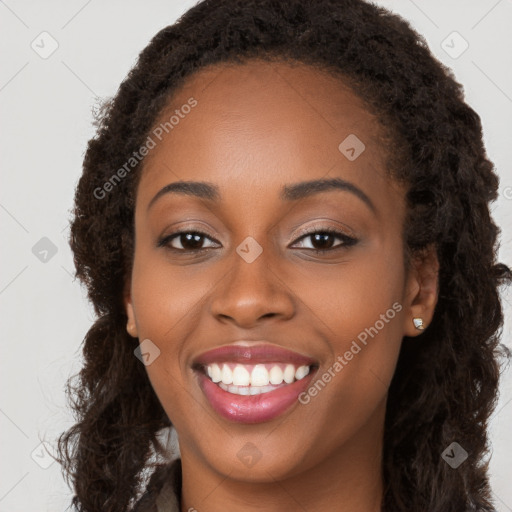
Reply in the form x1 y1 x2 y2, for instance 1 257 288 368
56 0 512 510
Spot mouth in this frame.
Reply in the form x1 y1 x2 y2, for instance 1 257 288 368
192 342 319 423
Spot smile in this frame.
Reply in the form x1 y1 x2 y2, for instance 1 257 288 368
193 342 318 423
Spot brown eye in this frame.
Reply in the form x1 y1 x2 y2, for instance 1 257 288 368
158 231 219 252
309 232 337 250
291 228 358 253
157 228 358 254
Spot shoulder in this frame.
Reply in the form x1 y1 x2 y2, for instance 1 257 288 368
132 459 182 512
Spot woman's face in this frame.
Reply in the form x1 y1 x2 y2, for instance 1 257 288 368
125 60 437 483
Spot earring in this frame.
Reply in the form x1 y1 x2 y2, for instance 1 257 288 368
413 318 425 331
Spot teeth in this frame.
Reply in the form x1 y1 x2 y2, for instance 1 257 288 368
210 363 222 383
219 382 289 395
206 362 312 390
295 365 310 380
221 364 233 385
232 365 250 386
251 364 270 386
269 365 284 385
283 364 295 383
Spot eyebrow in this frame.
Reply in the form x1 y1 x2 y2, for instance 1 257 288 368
147 177 376 213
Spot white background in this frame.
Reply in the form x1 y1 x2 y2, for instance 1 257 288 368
1 1 511 510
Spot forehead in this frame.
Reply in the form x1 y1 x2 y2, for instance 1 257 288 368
137 59 396 211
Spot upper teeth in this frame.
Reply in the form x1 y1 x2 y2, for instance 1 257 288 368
206 363 310 386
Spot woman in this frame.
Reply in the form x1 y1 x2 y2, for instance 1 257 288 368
57 0 511 510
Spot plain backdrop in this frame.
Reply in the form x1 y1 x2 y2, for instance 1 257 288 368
1 1 511 510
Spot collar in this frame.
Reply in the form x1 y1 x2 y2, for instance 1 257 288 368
156 458 181 512
133 458 182 512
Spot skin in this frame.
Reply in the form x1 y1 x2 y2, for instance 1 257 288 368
124 60 439 512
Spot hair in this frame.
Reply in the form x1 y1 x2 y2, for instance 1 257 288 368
56 0 512 510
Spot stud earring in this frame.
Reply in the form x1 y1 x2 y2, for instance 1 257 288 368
413 318 425 331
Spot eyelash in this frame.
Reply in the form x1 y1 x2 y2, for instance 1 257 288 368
157 227 358 254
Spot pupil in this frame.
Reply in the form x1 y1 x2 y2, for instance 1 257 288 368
183 233 203 249
312 233 333 249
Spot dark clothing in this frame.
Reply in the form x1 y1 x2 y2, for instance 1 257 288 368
132 459 181 512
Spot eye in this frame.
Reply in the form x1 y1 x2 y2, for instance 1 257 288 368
157 227 358 254
290 228 358 253
157 230 220 252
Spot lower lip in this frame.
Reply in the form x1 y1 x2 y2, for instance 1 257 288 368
197 370 315 424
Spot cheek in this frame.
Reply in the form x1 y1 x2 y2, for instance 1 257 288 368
298 246 406 416
128 249 198 404
298 244 405 339
130 244 209 347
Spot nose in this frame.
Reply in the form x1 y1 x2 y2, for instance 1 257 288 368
209 246 296 328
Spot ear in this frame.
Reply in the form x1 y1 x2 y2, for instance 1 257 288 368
402 244 439 337
124 278 138 338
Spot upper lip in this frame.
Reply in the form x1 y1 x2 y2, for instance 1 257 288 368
192 341 318 368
